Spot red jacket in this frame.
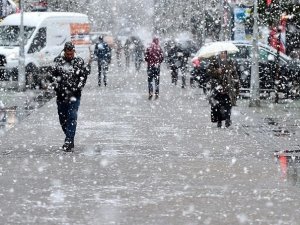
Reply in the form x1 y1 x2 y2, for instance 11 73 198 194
269 27 285 53
145 38 164 66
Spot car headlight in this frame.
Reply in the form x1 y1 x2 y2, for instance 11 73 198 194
6 53 18 60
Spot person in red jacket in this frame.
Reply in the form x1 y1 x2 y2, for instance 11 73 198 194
145 37 164 99
269 26 285 53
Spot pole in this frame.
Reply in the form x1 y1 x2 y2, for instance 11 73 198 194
274 3 283 103
249 0 260 107
201 0 206 45
274 29 281 103
18 0 26 91
219 0 224 41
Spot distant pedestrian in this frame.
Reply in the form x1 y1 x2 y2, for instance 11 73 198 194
144 37 164 99
166 40 180 85
115 38 123 67
51 42 91 151
190 57 210 94
176 43 190 88
124 38 131 68
133 38 144 71
207 51 239 128
94 36 112 86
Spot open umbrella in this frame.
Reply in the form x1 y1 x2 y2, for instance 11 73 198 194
196 41 239 58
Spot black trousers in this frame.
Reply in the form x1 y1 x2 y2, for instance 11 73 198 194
211 92 231 123
97 60 108 85
57 98 80 144
147 66 160 95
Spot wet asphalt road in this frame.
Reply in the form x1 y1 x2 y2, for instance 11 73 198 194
1 62 300 224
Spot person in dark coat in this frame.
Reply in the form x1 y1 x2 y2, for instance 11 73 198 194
207 51 239 128
176 43 190 88
115 38 123 67
166 41 180 85
124 38 131 68
190 57 210 94
94 36 112 86
51 41 91 151
145 37 164 99
133 38 144 71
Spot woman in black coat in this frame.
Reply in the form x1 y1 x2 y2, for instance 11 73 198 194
207 51 239 128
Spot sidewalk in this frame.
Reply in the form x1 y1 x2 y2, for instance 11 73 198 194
0 63 300 224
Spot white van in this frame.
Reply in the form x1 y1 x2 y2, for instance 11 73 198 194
0 12 91 88
0 0 18 19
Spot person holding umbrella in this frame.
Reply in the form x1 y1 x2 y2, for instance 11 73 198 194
207 50 239 128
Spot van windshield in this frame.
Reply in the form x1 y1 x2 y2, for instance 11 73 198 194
0 25 35 46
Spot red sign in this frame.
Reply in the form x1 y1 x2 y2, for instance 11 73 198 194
70 23 91 45
266 0 272 6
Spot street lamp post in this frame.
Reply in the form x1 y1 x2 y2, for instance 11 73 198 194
274 26 281 104
18 0 26 91
219 0 225 41
249 0 260 107
201 0 207 45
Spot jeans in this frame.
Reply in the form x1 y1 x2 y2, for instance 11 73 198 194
97 60 109 85
147 66 160 95
57 98 80 144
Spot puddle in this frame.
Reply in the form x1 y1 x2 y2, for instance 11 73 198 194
265 117 278 126
274 150 300 186
272 128 293 136
0 106 29 131
0 90 54 135
265 117 297 136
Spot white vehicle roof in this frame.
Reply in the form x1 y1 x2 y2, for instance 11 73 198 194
232 40 292 61
7 0 17 8
1 12 88 27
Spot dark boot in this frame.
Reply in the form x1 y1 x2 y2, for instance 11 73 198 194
225 119 232 128
62 141 74 152
217 121 222 128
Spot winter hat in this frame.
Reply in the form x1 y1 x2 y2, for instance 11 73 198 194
64 41 75 51
153 37 159 45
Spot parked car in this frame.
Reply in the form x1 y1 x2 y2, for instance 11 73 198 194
232 41 300 98
192 41 300 98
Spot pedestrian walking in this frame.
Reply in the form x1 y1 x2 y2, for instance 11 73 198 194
176 43 190 88
124 38 131 68
207 51 239 128
166 40 180 85
50 41 91 151
133 38 144 71
144 37 164 99
115 38 123 67
94 36 112 86
190 57 210 94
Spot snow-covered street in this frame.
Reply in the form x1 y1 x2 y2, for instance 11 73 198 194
1 61 300 224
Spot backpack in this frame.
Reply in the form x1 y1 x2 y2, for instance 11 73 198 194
95 42 111 61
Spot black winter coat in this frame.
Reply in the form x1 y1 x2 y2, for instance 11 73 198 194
51 54 90 101
166 45 189 69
